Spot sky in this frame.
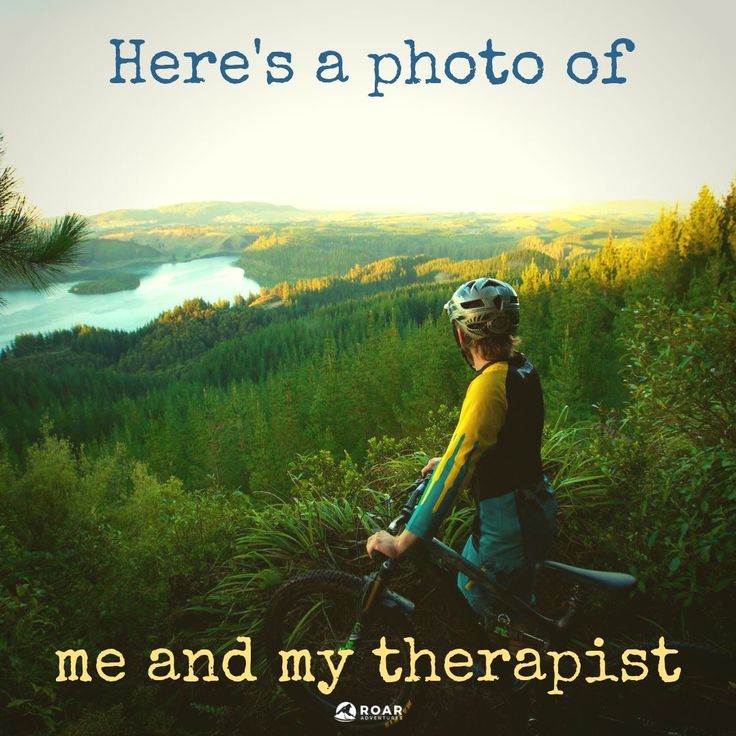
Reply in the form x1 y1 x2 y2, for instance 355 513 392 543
0 0 734 216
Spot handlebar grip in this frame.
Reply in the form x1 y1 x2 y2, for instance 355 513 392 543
370 550 391 564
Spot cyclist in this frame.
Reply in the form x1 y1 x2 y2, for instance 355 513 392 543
366 277 556 620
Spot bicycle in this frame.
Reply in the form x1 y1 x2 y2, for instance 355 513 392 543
262 476 735 734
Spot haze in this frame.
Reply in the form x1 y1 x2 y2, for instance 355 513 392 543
0 0 734 216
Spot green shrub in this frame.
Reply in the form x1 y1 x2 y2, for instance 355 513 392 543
612 295 736 618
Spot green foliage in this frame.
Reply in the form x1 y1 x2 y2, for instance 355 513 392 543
680 185 721 259
0 521 61 731
0 133 90 306
69 274 140 295
0 430 243 734
612 294 736 610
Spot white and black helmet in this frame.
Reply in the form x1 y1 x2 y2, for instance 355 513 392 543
445 277 520 338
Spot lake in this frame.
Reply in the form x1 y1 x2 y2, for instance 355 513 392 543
0 257 260 349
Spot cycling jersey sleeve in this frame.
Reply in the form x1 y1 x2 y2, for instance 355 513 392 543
406 362 509 541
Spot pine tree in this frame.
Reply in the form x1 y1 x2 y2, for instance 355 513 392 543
0 134 89 307
680 185 721 258
546 326 585 419
720 179 736 262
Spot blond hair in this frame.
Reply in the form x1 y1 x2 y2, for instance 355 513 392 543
470 333 521 362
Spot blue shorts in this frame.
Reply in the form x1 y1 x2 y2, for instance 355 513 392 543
456 489 535 620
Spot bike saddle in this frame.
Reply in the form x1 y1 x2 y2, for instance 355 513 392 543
539 560 637 592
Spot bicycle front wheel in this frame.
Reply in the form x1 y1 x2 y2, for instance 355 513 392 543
262 569 419 731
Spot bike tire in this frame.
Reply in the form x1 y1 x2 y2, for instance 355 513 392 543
262 569 420 732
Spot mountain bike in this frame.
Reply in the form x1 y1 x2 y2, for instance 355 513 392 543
262 477 735 734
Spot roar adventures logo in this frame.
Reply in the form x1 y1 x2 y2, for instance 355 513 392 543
334 702 406 723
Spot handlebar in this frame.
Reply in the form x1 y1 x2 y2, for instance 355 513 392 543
386 476 428 534
367 476 427 572
370 550 391 565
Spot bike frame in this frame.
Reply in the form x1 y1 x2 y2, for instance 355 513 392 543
350 538 582 659
349 477 587 655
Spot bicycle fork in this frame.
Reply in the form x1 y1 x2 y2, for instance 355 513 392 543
343 557 415 650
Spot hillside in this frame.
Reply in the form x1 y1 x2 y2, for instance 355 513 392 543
35 200 665 287
86 200 305 231
75 237 162 264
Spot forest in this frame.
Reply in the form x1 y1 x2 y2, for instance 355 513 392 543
0 184 734 734
32 201 658 288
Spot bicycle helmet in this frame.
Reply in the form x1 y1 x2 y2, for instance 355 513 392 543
444 277 520 340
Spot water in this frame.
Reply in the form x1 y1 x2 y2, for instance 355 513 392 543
0 257 260 349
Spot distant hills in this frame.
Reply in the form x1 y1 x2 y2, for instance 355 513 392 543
75 238 161 265
83 199 671 232
30 199 671 286
74 201 317 266
87 201 306 232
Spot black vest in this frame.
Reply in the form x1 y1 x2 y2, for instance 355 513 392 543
470 353 545 502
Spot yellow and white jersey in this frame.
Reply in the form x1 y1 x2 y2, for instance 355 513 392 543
406 353 545 541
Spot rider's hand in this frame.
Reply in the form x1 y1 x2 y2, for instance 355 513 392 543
366 529 418 559
421 456 442 477
366 530 401 559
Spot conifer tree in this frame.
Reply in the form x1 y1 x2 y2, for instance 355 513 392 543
720 179 736 262
0 134 89 306
680 185 721 258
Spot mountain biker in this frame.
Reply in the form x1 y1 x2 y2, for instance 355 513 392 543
366 277 556 621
